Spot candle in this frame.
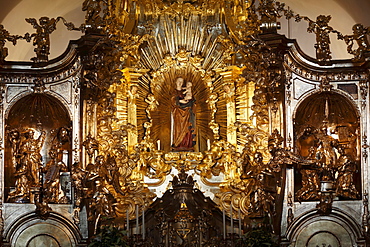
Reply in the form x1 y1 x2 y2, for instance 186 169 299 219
230 205 233 234
142 207 145 239
223 209 226 240
207 139 210 150
238 209 242 236
127 209 130 237
136 205 139 235
157 139 160 150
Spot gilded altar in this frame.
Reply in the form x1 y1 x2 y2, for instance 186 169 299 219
0 0 369 246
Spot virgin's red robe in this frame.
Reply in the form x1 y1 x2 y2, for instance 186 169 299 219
172 90 195 150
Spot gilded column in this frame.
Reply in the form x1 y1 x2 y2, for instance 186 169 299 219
217 66 244 146
121 68 146 152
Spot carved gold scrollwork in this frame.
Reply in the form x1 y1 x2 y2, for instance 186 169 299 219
363 192 370 235
81 87 156 229
80 0 285 233
207 126 279 220
319 75 333 92
362 134 369 163
360 79 369 110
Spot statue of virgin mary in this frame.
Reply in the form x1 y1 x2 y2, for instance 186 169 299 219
171 77 196 151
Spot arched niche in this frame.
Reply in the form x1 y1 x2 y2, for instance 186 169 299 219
3 211 81 247
293 91 361 201
286 209 362 246
5 93 72 203
137 69 214 153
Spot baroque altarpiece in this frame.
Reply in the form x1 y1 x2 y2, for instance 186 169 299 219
0 0 370 246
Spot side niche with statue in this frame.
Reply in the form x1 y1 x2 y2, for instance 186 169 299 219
294 91 361 202
5 94 73 206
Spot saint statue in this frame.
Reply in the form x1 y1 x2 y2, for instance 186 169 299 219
171 77 196 151
335 145 359 199
315 125 337 181
43 147 68 203
19 129 46 187
8 129 46 202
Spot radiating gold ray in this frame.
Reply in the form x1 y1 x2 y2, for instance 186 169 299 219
123 9 239 152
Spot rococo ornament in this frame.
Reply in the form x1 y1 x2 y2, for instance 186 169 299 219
0 0 370 246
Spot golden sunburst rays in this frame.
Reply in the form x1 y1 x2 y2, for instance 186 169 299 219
130 11 238 151
138 13 228 72
212 76 228 141
146 71 174 150
112 83 128 128
136 76 152 140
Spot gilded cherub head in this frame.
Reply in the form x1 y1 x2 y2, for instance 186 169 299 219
316 15 331 27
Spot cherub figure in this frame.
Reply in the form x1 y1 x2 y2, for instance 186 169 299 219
0 25 21 64
145 94 159 117
82 0 108 27
307 15 333 62
179 82 193 104
223 84 235 103
258 0 280 28
83 133 99 161
342 23 370 62
0 25 10 63
26 17 58 63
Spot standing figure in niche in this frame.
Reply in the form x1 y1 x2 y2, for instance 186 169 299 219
315 125 337 181
8 130 28 202
171 77 196 151
51 126 71 166
43 147 68 203
248 174 275 218
335 145 359 199
296 147 320 201
296 126 317 158
86 155 115 221
71 162 86 209
8 129 46 202
128 85 139 145
19 129 46 187
8 129 21 169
